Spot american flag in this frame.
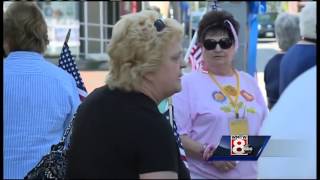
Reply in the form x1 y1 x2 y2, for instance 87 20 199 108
188 43 204 71
163 99 189 169
58 42 88 101
185 26 204 72
186 1 220 72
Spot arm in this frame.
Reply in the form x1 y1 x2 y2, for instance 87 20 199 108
172 76 203 159
173 76 236 172
64 75 81 129
181 135 217 162
136 112 179 177
180 135 219 161
181 135 236 172
180 135 204 160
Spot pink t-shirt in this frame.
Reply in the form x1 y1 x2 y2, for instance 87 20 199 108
173 70 268 179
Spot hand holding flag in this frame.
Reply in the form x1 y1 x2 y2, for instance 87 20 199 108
161 98 189 168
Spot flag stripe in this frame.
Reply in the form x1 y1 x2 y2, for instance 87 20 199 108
163 106 189 169
78 88 88 98
188 43 203 72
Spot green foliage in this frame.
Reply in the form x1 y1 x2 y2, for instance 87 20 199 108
281 2 289 12
246 108 256 114
221 106 232 113
266 1 282 13
237 101 244 109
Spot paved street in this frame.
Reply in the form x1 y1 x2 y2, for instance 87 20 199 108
80 38 279 104
257 38 279 72
79 71 109 93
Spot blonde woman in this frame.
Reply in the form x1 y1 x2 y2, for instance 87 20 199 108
67 10 190 179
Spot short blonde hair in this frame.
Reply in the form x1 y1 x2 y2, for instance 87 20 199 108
107 10 184 91
4 2 49 53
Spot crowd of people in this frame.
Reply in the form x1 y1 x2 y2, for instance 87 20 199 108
259 2 316 179
4 1 316 179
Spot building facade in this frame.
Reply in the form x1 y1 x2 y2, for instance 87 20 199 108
4 1 142 62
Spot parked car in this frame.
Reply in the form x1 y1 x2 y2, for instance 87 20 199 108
258 12 277 38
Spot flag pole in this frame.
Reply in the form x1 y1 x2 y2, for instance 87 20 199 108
64 29 71 44
168 97 174 127
58 28 88 100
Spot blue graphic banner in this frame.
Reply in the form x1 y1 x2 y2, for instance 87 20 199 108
208 135 270 161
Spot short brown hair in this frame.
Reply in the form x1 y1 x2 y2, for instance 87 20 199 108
4 2 49 53
197 10 239 43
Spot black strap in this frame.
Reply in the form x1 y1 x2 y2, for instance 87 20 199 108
60 119 73 143
55 114 76 150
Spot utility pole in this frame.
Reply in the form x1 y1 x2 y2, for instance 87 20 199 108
171 1 182 22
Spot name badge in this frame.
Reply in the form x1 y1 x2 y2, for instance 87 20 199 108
229 118 249 135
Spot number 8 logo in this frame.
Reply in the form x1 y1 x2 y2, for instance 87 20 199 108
232 139 245 154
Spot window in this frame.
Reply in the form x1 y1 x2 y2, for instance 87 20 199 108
79 2 119 61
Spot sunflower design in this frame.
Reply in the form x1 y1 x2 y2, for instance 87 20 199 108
212 91 226 103
240 90 255 101
223 85 238 96
246 108 256 114
220 105 232 112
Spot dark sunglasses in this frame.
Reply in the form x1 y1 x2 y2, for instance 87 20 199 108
203 38 233 50
154 19 166 32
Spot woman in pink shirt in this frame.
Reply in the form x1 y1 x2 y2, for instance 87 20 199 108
173 10 268 179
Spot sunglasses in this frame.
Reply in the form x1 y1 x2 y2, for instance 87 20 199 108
203 38 233 50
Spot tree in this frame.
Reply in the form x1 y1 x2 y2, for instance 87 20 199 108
266 1 282 13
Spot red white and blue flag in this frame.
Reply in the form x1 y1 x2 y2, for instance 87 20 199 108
58 42 88 101
188 43 204 72
185 0 221 72
163 100 189 169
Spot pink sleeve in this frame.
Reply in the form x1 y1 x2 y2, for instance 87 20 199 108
172 77 192 136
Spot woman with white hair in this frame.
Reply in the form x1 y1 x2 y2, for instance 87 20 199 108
279 2 316 95
66 10 190 179
264 13 300 109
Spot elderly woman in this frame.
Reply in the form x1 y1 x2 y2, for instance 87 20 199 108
279 2 316 95
66 10 190 179
4 2 80 179
173 10 268 179
264 13 300 109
